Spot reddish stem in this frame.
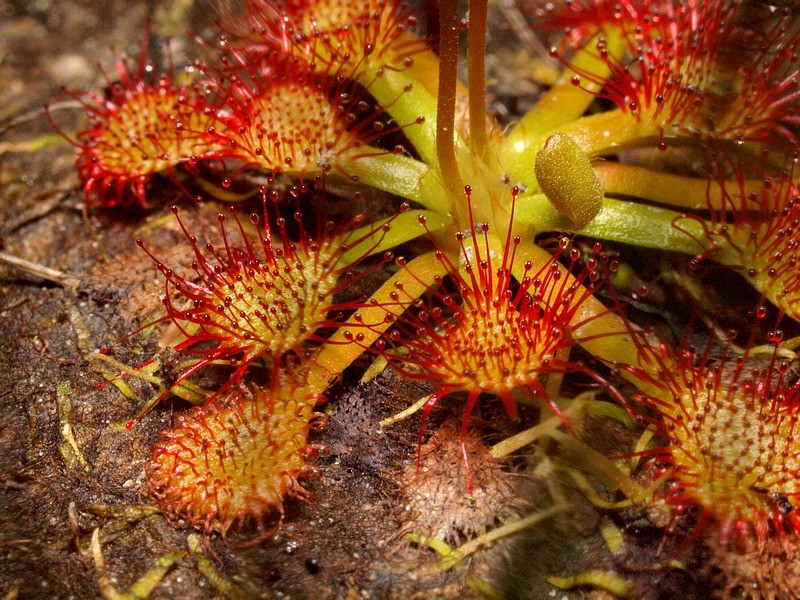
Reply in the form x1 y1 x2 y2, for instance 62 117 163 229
467 0 488 159
436 0 463 196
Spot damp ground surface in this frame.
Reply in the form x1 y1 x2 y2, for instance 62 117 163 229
0 2 740 599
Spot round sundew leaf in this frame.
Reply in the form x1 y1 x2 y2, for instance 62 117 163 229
50 65 226 208
131 206 353 407
624 334 800 545
147 384 320 536
231 0 425 77
253 82 362 173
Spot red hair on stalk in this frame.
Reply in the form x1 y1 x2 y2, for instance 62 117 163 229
219 0 428 78
47 30 228 209
127 191 400 418
621 321 800 550
555 0 719 143
372 186 621 491
532 0 655 47
550 1 800 150
675 153 800 322
712 5 800 150
147 378 324 539
197 52 420 184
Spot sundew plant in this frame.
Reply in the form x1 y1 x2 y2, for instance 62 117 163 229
50 0 800 597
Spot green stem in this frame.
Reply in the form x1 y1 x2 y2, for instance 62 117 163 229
306 251 448 393
467 0 489 159
340 210 451 265
546 429 645 499
345 152 450 214
490 392 592 458
595 161 765 211
558 109 662 156
363 66 439 164
578 197 709 256
515 193 714 259
506 34 620 149
571 195 760 282
548 571 629 597
503 35 627 187
436 504 571 572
